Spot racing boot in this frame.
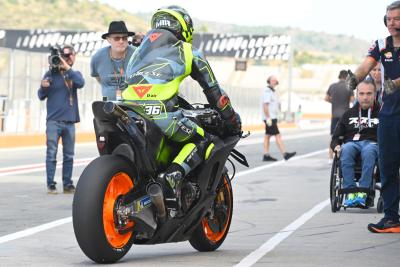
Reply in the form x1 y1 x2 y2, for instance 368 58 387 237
157 164 185 212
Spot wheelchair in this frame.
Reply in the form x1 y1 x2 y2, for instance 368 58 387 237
330 147 383 213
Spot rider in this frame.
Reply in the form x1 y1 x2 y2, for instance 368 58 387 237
122 5 241 208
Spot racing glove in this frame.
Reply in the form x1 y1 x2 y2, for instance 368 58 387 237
225 112 242 136
383 75 398 95
345 70 358 91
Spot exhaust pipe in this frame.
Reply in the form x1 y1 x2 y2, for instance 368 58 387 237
147 183 167 224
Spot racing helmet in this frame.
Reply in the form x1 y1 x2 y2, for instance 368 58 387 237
151 5 194 43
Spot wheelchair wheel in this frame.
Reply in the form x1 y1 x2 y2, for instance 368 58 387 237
377 196 384 213
330 156 342 212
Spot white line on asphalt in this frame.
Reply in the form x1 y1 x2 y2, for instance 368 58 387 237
0 217 72 245
234 199 330 267
233 149 330 267
237 130 328 147
0 149 327 246
0 130 328 177
236 148 327 178
0 142 94 153
0 157 94 177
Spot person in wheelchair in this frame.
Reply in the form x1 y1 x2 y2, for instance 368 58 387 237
331 80 380 207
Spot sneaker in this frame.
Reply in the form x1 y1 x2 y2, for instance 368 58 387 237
283 152 296 160
344 193 356 207
47 184 57 194
263 154 277 161
354 192 367 207
63 184 75 194
368 218 400 233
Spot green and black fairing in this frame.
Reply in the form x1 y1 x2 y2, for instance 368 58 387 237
92 101 179 175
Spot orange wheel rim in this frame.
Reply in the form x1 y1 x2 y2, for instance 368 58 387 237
103 172 134 248
202 175 232 242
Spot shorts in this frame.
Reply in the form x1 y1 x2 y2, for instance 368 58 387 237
330 117 340 135
264 119 280 135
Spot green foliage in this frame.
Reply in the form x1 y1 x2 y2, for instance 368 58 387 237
0 0 148 32
294 50 360 65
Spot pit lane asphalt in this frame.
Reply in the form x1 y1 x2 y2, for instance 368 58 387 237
0 127 399 267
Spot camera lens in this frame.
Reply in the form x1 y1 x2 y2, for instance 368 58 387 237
50 55 61 65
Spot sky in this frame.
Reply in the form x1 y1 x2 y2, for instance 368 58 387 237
99 0 394 42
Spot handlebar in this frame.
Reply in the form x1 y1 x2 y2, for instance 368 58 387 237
103 102 130 124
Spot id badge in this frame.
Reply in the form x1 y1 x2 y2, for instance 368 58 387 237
116 89 122 101
353 133 360 141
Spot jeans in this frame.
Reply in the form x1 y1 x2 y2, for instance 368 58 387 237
46 120 75 187
341 140 378 190
378 117 400 221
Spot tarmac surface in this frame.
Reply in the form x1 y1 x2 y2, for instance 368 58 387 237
0 127 399 267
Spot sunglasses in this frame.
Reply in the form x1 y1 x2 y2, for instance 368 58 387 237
111 36 128 42
61 53 73 58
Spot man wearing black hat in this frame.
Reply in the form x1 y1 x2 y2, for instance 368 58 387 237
90 21 137 100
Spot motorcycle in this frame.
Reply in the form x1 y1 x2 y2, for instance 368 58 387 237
72 96 248 263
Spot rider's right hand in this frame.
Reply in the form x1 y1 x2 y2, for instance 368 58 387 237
345 70 358 91
225 112 242 136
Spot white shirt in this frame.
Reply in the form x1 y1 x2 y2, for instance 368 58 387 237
261 86 279 120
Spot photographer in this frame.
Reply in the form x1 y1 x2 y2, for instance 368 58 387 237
38 44 85 194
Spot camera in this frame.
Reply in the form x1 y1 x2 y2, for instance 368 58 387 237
48 47 61 72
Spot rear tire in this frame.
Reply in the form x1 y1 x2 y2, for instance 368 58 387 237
330 158 340 212
73 155 136 263
189 173 233 252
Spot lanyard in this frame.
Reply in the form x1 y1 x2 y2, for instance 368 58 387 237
112 63 124 88
358 105 372 132
109 48 126 89
62 73 73 106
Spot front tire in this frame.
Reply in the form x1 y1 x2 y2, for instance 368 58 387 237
73 155 136 263
189 173 233 252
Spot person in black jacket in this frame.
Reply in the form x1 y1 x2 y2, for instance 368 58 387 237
331 80 379 207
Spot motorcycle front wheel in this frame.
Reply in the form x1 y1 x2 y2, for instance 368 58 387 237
189 172 233 251
73 155 136 263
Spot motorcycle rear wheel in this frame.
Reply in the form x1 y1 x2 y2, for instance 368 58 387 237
73 155 136 263
189 173 233 251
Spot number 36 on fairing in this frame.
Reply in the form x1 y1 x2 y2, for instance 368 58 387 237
144 105 163 115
